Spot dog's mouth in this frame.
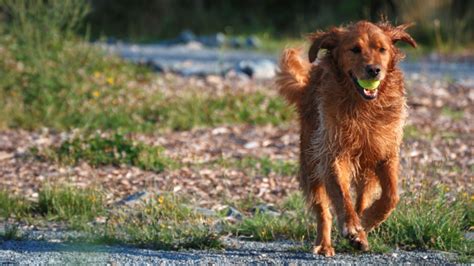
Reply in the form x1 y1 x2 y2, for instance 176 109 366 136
349 72 380 100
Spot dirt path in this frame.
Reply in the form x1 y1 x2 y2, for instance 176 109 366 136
0 238 456 264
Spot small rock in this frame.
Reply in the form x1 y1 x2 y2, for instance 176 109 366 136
194 207 217 217
106 37 118 45
116 191 151 206
245 36 261 48
212 127 229 135
465 231 474 240
219 206 243 221
144 60 166 72
237 59 276 79
244 141 259 149
199 33 226 48
178 30 196 43
95 216 107 224
229 37 244 48
251 204 281 217
0 151 13 161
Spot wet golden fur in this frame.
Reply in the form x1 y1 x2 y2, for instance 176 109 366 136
276 21 416 256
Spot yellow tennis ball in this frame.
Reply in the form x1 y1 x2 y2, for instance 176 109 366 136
357 79 380 90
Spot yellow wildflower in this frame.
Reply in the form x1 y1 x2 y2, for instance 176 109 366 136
92 90 100 98
94 71 101 78
158 195 164 204
106 77 115 85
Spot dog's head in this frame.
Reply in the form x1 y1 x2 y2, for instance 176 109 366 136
308 21 416 101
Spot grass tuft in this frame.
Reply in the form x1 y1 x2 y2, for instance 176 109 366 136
0 185 471 258
214 156 298 177
228 190 473 258
37 185 105 223
0 191 30 219
372 187 473 255
100 194 222 250
35 133 175 172
2 224 23 240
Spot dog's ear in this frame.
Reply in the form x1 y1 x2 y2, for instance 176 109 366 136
308 28 342 63
379 23 417 48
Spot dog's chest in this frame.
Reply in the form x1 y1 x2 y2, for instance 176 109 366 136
323 105 405 161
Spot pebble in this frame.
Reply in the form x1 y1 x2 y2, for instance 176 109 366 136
219 206 244 221
251 204 281 217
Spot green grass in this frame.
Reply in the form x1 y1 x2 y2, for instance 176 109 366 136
371 188 472 254
33 133 175 172
226 189 473 258
211 156 298 177
37 185 105 222
99 194 222 250
33 137 300 176
0 185 105 221
0 191 30 219
441 107 464 121
0 0 295 133
0 185 471 258
0 185 105 233
403 125 434 141
1 224 22 240
144 92 293 132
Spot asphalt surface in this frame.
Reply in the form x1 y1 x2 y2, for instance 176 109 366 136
0 237 457 265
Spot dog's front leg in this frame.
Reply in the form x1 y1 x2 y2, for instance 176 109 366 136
362 157 400 232
324 156 369 251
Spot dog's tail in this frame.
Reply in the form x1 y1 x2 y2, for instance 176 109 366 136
276 48 310 107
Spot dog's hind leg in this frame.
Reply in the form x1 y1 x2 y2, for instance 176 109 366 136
310 181 335 257
362 157 400 232
324 157 369 251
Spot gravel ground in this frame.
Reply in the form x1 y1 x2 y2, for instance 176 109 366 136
0 238 456 265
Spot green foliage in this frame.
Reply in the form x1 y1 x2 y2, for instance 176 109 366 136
229 193 312 242
214 156 298 177
2 224 22 240
86 0 474 49
101 194 222 250
0 0 297 132
0 0 152 131
0 191 30 219
441 107 464 121
46 133 174 172
372 188 473 256
38 185 105 222
228 190 472 258
1 0 89 45
141 92 293 132
0 186 471 257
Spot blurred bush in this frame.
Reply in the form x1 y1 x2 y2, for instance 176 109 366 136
0 0 150 130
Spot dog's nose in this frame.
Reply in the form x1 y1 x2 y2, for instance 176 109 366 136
365 64 381 78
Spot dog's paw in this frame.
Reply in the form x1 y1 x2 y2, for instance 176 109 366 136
313 245 335 257
348 230 369 251
342 222 369 251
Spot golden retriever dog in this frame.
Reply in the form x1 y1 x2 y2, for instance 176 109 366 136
276 21 416 256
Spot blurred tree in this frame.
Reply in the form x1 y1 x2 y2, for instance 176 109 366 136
84 0 473 47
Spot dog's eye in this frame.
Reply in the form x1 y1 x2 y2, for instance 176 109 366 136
379 47 386 53
350 46 361 54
